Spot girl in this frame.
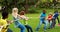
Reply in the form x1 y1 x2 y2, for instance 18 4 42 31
0 11 13 32
12 8 26 32
19 11 33 32
47 13 53 29
36 10 48 32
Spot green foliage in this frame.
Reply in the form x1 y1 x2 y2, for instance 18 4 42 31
28 6 39 13
0 0 60 13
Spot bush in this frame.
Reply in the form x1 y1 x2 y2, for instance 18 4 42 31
28 6 38 13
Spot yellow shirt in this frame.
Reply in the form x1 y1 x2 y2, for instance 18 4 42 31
0 19 7 32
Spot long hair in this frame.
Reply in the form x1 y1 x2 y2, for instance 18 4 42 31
12 8 18 13
12 8 18 18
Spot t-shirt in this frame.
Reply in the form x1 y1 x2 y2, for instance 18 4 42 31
47 15 53 20
53 12 59 19
0 19 7 32
40 13 46 20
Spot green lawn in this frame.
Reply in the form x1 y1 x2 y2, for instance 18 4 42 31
6 14 60 32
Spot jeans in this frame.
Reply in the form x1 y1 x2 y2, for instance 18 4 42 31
25 25 33 32
13 17 26 32
36 19 48 31
52 18 56 28
18 24 26 32
48 20 52 28
7 28 13 32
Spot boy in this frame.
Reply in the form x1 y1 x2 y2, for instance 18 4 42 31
36 10 47 32
52 10 59 28
0 11 12 32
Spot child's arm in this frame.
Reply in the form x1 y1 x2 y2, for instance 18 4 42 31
7 20 13 24
21 16 29 21
0 26 3 31
40 13 46 19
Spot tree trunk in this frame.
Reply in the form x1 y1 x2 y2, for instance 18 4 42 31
34 0 41 8
12 0 18 7
53 0 57 11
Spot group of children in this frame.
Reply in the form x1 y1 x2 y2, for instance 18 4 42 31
0 7 33 32
0 7 60 32
36 10 60 32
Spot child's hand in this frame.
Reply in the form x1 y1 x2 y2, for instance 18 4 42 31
7 20 13 24
0 26 3 31
25 17 29 21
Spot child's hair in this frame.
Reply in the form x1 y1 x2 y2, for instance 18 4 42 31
20 11 25 15
12 8 18 13
43 10 46 13
54 10 58 13
48 12 53 16
2 11 8 19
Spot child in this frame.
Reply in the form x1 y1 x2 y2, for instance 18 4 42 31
12 8 26 32
36 10 47 32
52 10 59 28
19 11 33 32
47 13 53 29
0 11 13 32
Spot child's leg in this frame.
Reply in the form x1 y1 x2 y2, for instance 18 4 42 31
7 28 13 32
36 20 43 31
25 25 33 32
18 24 26 32
52 19 56 28
44 20 48 30
57 17 60 24
48 20 50 29
50 21 52 28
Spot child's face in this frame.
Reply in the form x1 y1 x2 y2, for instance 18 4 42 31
14 10 17 13
49 14 52 16
43 10 46 13
12 8 18 13
13 10 18 13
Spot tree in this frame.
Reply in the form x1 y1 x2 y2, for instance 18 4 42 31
34 0 41 7
52 0 58 11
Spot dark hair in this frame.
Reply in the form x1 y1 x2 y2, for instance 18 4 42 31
20 11 25 15
2 11 8 19
54 10 58 13
43 10 46 14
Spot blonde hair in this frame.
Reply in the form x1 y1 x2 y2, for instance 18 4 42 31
12 8 18 13
48 12 53 16
12 8 18 18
